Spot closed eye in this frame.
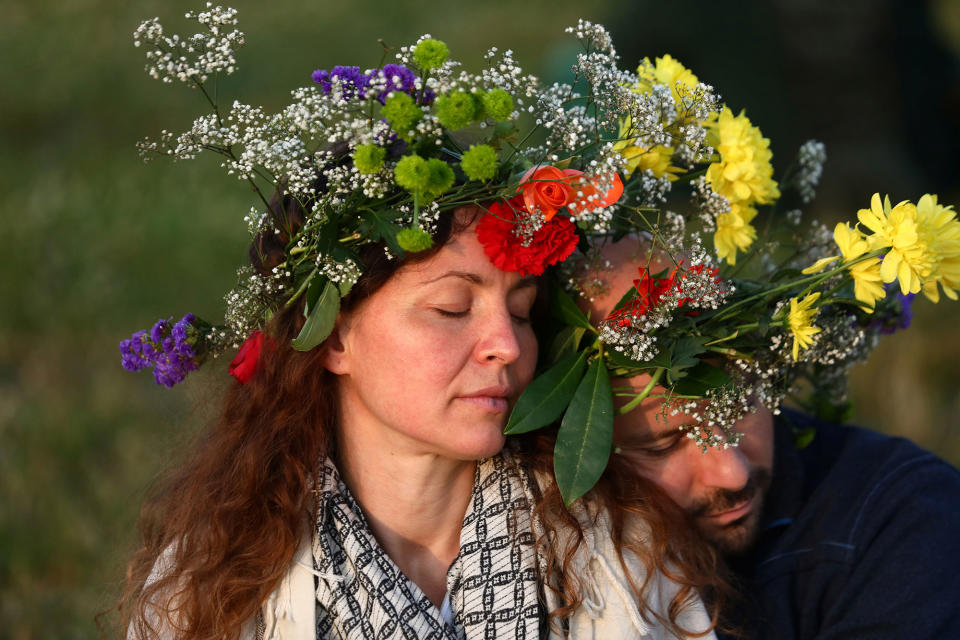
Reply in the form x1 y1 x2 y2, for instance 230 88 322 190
630 433 685 457
434 308 469 318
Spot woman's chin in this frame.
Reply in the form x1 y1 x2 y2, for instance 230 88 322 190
445 430 507 461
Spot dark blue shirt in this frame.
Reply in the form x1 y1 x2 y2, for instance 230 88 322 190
722 409 960 639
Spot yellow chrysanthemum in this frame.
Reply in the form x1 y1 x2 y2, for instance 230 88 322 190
635 54 700 106
713 202 758 265
834 222 886 310
787 292 822 360
915 193 960 302
706 107 780 206
857 193 933 295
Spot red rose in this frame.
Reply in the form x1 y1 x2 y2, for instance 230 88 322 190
519 165 575 221
476 197 580 276
229 330 264 384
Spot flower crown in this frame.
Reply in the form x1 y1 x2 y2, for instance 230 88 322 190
122 6 623 385
122 5 960 504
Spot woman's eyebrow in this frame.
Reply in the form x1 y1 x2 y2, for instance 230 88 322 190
418 272 538 290
419 270 484 285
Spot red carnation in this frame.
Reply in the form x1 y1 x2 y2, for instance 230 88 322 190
229 330 264 384
476 197 580 276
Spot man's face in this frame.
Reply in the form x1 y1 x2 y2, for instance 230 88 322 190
578 235 775 555
611 383 774 555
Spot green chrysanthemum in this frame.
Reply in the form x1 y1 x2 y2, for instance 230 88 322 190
382 93 421 139
353 144 386 175
425 158 455 197
394 154 431 193
482 89 513 121
460 144 499 182
433 91 477 130
413 38 449 71
397 227 435 252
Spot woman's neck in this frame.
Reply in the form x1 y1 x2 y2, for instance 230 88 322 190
335 425 476 608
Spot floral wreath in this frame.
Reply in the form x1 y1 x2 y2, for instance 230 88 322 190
121 5 960 504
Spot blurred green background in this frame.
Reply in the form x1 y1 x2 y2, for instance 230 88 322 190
2 0 958 637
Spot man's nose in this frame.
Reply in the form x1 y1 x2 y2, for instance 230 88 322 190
690 443 751 493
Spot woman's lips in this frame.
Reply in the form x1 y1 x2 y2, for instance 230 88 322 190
457 395 510 412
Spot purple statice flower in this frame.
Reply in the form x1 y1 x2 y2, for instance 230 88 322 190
311 63 431 104
886 291 916 333
312 65 370 100
862 284 916 334
119 313 202 387
150 318 169 344
120 330 150 372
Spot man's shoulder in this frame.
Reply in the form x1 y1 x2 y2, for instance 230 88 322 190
745 411 960 639
773 409 960 548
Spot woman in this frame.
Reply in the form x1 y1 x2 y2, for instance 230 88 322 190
119 204 724 640
119 13 727 638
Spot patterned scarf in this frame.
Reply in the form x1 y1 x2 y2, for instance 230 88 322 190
312 453 543 640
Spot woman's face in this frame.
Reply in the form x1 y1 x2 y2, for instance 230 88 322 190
325 214 539 461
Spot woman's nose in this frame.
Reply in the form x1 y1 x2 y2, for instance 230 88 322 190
475 307 522 364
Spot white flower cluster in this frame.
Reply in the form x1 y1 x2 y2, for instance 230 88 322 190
670 83 720 167
690 176 730 232
634 169 673 208
599 322 660 362
794 140 826 203
650 210 686 248
676 385 749 450
317 255 361 291
479 47 540 102
223 266 273 347
133 3 243 86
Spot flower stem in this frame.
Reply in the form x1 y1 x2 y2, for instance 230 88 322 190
616 367 664 415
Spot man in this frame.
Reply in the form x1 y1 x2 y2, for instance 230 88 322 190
582 237 960 639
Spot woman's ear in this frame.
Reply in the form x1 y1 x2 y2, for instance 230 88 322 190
320 314 351 375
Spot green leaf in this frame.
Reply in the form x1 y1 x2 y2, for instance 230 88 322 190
550 284 595 332
549 326 586 364
291 280 340 351
554 356 615 506
505 350 588 435
671 361 732 396
664 336 706 383
359 208 406 258
303 273 324 317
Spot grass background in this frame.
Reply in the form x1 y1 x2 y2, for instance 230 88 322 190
2 0 958 637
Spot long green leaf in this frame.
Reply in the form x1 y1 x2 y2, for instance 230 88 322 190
554 356 614 506
505 350 588 435
549 325 586 364
550 284 595 332
291 280 340 351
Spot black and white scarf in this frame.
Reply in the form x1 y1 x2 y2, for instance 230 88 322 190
312 453 543 640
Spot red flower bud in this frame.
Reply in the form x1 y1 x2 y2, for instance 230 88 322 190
229 330 264 384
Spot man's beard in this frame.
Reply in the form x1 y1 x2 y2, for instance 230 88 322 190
686 467 773 556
